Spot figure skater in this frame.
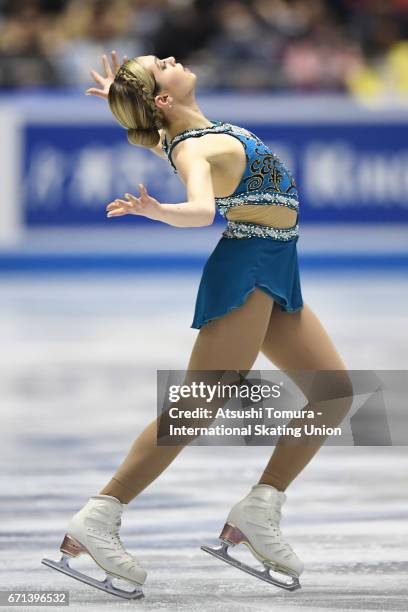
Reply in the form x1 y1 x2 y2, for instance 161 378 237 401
42 51 353 599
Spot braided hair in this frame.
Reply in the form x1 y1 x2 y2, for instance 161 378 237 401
108 59 165 148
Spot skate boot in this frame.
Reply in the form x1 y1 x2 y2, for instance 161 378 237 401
42 494 146 599
201 484 303 591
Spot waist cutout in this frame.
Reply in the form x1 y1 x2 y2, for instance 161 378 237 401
226 204 297 228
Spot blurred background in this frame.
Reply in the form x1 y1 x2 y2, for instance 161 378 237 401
1 2 408 609
1 0 408 248
1 0 408 94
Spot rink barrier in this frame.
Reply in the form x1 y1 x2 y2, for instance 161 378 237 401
0 252 407 273
1 93 408 249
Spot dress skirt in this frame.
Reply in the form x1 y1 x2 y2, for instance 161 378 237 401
191 235 304 329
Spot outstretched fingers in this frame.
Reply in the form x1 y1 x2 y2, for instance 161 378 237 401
111 50 128 73
89 69 105 85
86 51 129 98
101 54 114 79
125 193 144 212
85 87 106 98
111 50 120 73
106 199 131 217
106 195 143 217
138 183 148 198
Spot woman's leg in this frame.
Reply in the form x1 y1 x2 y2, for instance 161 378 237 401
258 303 353 491
100 288 274 503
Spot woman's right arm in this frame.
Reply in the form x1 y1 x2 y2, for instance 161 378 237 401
85 51 125 99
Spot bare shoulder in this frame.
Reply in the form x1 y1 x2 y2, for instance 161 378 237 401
172 132 239 165
149 129 235 167
171 135 212 162
169 139 209 182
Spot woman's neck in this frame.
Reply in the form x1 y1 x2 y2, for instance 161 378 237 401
164 101 213 142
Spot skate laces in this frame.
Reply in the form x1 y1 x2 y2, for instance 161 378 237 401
109 518 129 552
108 517 143 569
247 492 297 561
245 495 282 527
263 496 283 527
264 501 296 557
89 507 140 568
265 505 282 526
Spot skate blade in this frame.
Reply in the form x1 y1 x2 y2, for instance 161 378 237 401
201 542 301 591
41 556 144 600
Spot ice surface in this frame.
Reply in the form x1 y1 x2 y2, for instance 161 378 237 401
1 271 407 611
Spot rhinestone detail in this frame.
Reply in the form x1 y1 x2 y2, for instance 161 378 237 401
216 192 299 216
162 122 227 172
222 220 299 241
162 121 301 242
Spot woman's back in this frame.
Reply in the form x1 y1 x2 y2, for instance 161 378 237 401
163 121 299 238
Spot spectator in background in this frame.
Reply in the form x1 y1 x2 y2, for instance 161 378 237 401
151 0 217 61
0 0 407 99
280 0 362 91
203 0 362 91
148 0 220 88
205 0 285 89
53 0 141 86
345 0 408 101
127 0 168 45
0 0 60 86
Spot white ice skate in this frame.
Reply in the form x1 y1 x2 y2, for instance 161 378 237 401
41 494 146 600
201 484 303 591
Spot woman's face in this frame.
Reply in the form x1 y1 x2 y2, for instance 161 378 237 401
137 55 196 101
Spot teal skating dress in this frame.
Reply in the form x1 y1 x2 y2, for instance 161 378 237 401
162 121 304 329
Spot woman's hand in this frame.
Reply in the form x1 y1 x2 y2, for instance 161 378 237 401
106 184 163 221
85 50 128 99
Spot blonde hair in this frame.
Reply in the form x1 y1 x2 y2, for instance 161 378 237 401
108 58 164 148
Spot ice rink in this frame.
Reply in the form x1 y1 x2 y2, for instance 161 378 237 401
2 0 408 605
1 266 408 611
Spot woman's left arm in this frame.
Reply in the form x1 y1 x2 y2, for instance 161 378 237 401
107 140 216 228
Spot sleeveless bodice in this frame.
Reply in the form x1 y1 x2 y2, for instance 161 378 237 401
162 121 299 241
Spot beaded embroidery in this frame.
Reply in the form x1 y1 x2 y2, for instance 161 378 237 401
216 192 299 217
222 220 299 241
162 122 233 168
162 121 300 241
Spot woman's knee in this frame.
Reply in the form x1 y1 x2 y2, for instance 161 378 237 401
308 370 354 425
